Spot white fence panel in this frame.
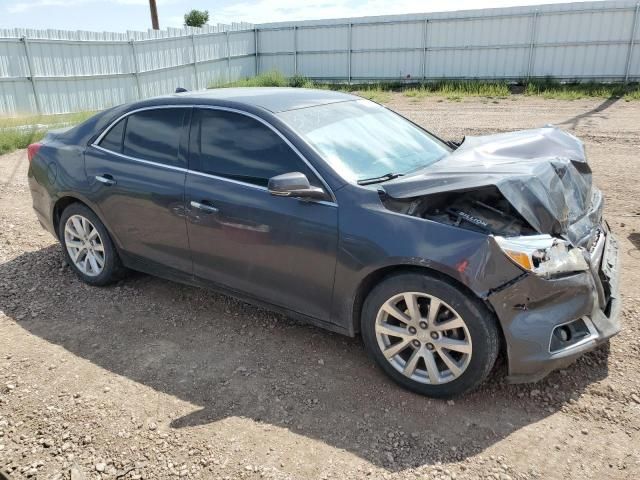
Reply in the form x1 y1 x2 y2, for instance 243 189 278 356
426 47 530 79
27 39 133 77
297 25 348 52
536 9 633 43
352 22 423 50
139 65 195 98
229 30 255 57
427 16 532 48
260 54 294 76
0 80 35 114
1 1 640 115
36 76 136 114
352 51 422 79
258 28 294 53
0 40 30 77
298 53 347 79
533 43 630 79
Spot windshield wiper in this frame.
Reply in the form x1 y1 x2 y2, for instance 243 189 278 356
357 172 404 186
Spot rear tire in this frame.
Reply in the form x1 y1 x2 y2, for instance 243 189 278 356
361 272 499 398
58 203 126 286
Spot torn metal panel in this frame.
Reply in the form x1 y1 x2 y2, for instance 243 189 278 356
487 223 621 382
381 127 602 247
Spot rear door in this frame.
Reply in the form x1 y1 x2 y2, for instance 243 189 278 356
185 107 338 321
85 107 192 274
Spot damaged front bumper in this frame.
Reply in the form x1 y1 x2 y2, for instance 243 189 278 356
487 223 621 383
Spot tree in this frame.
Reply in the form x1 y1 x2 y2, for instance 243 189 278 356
184 9 209 28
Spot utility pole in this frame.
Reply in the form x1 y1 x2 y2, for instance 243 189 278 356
149 0 159 30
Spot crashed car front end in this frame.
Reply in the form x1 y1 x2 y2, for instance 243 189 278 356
488 222 620 382
380 126 621 382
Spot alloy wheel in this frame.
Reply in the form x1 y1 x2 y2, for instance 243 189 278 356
64 214 105 277
374 292 472 384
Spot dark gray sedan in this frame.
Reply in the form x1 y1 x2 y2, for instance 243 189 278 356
27 88 621 397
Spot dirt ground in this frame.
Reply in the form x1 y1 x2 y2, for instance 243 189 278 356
1 95 640 480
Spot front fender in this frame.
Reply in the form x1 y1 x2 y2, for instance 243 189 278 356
329 185 524 333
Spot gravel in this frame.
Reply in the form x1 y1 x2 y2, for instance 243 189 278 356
1 95 640 479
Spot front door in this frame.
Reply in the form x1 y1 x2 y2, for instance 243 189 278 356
85 107 192 274
185 108 338 321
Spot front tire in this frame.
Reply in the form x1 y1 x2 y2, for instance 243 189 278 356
361 272 499 398
58 203 125 286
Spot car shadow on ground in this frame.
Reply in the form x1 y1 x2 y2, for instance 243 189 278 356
0 245 611 472
557 96 620 130
628 232 640 250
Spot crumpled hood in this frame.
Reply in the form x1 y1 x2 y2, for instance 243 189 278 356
382 127 602 246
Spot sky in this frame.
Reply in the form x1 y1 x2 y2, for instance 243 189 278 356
0 0 598 32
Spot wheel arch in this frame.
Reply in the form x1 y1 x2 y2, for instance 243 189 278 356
52 196 85 239
52 195 119 249
351 264 505 346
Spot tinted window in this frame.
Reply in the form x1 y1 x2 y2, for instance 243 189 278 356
193 109 320 188
123 109 186 167
99 118 125 153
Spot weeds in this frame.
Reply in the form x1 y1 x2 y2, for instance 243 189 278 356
211 71 640 104
0 127 46 155
209 70 290 88
524 79 640 100
403 81 509 101
0 111 94 155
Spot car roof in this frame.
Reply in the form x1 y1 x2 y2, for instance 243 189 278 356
167 87 359 113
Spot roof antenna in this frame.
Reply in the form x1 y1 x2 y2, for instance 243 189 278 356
175 87 188 93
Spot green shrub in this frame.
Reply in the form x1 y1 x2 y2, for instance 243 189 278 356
288 74 314 88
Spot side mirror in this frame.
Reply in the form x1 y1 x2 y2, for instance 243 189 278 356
267 172 327 200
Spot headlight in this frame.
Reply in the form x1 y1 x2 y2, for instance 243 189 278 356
495 234 589 277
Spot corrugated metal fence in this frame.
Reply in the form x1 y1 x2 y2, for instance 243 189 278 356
0 23 256 115
2 0 640 115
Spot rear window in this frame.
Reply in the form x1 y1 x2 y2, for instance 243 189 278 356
98 118 125 153
123 109 186 167
98 108 187 168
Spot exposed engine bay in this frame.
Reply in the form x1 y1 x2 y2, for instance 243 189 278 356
382 187 537 237
377 127 603 247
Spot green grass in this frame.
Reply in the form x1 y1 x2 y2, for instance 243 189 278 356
403 81 510 100
624 88 640 100
344 84 394 103
524 79 640 100
211 73 510 102
211 71 640 103
0 127 46 155
210 70 315 89
0 111 94 156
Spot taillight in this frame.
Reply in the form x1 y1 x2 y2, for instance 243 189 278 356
27 143 42 162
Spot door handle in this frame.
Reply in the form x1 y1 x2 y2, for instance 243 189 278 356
95 174 116 186
190 200 219 214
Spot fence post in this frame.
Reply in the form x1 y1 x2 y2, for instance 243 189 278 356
422 19 428 81
226 30 231 83
347 23 352 84
21 36 42 115
254 27 259 76
293 26 298 76
526 10 539 80
129 39 142 99
624 3 640 83
191 34 199 90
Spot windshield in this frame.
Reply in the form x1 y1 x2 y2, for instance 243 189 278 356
278 99 450 184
